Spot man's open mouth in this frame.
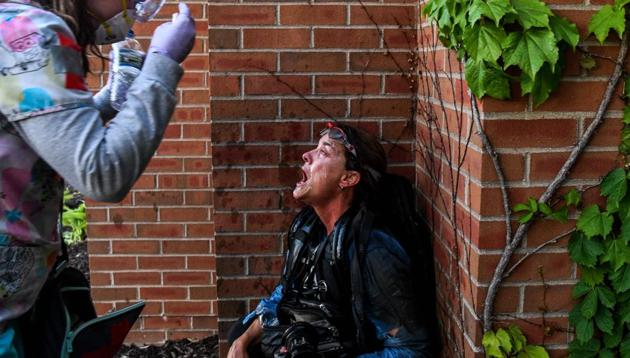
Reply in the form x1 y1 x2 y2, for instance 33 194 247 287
296 168 308 187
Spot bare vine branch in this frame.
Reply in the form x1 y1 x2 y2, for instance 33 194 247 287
503 229 575 278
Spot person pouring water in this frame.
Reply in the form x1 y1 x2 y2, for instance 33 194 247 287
0 0 195 355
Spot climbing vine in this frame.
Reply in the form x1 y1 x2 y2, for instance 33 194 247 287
423 0 579 106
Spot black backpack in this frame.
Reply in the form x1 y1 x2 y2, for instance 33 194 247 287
344 173 441 355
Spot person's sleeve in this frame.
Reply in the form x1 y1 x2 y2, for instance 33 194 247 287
92 86 117 121
360 232 432 356
0 9 182 202
242 284 284 327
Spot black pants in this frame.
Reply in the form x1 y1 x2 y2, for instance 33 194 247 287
227 316 265 358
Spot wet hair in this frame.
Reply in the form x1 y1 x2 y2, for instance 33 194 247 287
39 0 103 74
329 122 387 204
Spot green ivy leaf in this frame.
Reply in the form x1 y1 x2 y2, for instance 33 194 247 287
620 126 630 156
601 238 630 272
594 306 614 334
464 59 511 99
621 335 630 358
508 325 527 352
482 330 504 358
511 0 552 29
587 5 625 44
569 232 605 267
548 206 569 223
599 349 614 358
519 211 535 224
496 328 513 353
604 319 624 348
538 202 552 216
514 203 531 212
576 205 613 239
549 15 580 49
520 58 562 107
611 265 630 293
620 299 630 325
569 338 600 357
623 107 630 125
572 281 592 298
463 23 507 62
576 317 595 343
601 168 628 211
581 289 598 319
581 266 605 286
564 188 582 207
616 0 630 9
579 54 597 71
596 286 616 309
516 345 549 358
502 29 559 80
622 220 630 245
468 0 515 26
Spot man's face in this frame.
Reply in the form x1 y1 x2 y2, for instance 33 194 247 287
293 134 349 205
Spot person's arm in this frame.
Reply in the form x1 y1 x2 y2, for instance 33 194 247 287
357 231 433 357
228 318 263 358
92 85 117 122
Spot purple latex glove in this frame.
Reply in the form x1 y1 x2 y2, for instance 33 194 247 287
148 3 195 63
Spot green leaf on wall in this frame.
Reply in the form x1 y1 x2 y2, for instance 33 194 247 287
465 58 511 99
511 0 552 29
587 5 625 44
502 29 559 80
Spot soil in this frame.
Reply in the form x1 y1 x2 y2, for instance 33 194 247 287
67 240 219 357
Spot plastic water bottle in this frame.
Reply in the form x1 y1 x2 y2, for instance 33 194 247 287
110 30 145 111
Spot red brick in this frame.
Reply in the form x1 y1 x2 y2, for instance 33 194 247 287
163 240 210 254
246 167 299 187
161 207 209 221
145 158 183 173
280 144 312 165
211 122 242 142
351 98 412 117
280 5 345 25
134 191 184 205
188 255 216 270
215 191 282 210
125 331 166 345
383 28 417 48
384 75 413 94
132 175 156 189
144 317 191 330
182 124 211 139
158 139 206 156
214 212 244 232
114 272 161 285
137 223 185 238
190 286 218 300
529 151 619 181
188 223 215 238
86 208 107 222
164 272 211 285
174 108 206 122
212 168 243 188
243 29 310 49
209 29 239 49
282 99 347 118
164 301 212 315
506 252 573 283
217 257 246 276
350 5 415 26
523 284 575 313
538 80 625 112
315 75 381 95
315 29 380 48
208 6 276 25
140 287 188 300
215 234 282 254
192 316 218 329
280 52 346 72
109 208 158 223
246 212 293 232
88 223 134 238
217 277 279 298
91 287 138 301
481 119 577 148
211 100 277 120
139 256 186 270
244 122 311 142
244 75 311 95
184 158 212 172
213 145 279 165
350 51 410 71
210 75 240 97
89 272 111 286
184 191 212 205
179 72 206 87
87 240 110 255
210 52 276 72
112 240 160 254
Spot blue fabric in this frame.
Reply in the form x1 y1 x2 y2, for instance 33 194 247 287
0 322 22 358
242 284 284 328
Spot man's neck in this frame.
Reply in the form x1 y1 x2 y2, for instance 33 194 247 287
312 194 353 235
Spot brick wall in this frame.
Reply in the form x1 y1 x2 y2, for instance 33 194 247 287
86 0 215 343
207 0 419 355
418 1 623 356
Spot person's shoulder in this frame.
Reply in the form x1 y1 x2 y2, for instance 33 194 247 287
0 3 75 36
365 226 409 261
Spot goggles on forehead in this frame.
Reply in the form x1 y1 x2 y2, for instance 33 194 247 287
319 122 358 159
133 0 166 22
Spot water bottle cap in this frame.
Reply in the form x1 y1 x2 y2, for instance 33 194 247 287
127 29 135 38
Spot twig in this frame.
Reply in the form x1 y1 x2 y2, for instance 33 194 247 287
577 46 620 65
471 95 513 245
503 229 575 278
483 23 630 332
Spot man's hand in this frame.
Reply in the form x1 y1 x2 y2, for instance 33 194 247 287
227 338 250 358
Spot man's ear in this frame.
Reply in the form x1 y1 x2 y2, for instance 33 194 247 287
340 170 361 190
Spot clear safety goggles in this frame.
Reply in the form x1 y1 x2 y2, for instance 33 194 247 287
133 0 166 23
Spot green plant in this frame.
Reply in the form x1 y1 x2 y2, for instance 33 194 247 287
422 0 579 106
513 189 580 224
482 325 549 357
62 188 87 245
